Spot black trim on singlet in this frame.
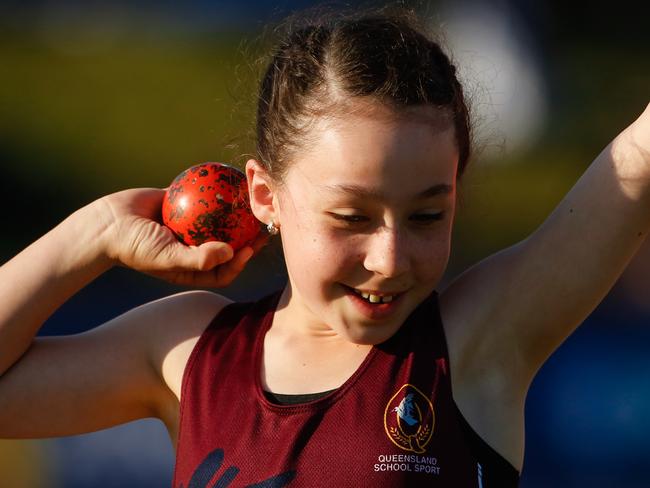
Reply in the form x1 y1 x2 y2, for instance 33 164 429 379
263 389 337 405
453 401 520 485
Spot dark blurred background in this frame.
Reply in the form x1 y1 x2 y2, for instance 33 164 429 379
1 0 649 486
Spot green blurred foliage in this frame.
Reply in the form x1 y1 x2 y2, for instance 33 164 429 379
0 31 259 195
0 29 266 257
452 151 585 271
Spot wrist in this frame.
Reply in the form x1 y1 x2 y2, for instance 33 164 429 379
55 199 116 276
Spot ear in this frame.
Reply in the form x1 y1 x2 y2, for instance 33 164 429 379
245 159 279 227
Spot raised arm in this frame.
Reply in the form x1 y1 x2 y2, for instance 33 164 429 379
441 104 650 384
0 188 260 438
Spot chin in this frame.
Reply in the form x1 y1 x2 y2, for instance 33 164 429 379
343 323 402 346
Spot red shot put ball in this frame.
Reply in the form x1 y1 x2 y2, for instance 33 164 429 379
162 162 262 251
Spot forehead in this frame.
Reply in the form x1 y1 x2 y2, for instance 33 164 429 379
285 104 458 203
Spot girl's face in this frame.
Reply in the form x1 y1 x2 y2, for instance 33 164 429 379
271 105 459 345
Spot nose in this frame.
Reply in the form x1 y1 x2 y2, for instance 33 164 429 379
362 226 411 278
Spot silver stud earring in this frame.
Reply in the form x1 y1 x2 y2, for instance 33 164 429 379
266 221 279 235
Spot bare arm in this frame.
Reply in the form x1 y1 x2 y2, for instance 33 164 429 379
0 289 230 438
0 201 113 377
0 188 261 438
442 104 650 387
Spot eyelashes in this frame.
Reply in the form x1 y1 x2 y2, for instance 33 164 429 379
410 213 445 223
329 213 445 226
331 214 367 223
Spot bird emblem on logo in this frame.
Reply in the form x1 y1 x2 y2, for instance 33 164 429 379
393 393 420 427
384 384 435 453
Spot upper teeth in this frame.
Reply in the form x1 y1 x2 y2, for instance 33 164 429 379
355 290 395 303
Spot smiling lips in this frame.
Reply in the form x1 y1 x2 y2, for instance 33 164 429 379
352 288 398 303
343 285 406 320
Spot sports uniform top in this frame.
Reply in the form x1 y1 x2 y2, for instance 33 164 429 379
172 289 520 487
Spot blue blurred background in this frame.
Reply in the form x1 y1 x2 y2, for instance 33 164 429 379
1 0 649 486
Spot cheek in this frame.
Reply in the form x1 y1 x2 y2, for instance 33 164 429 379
411 228 453 277
303 230 358 270
280 217 345 279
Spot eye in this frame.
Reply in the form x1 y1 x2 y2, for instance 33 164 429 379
410 212 445 224
330 213 369 224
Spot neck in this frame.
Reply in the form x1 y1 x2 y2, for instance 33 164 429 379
271 284 348 345
261 285 373 394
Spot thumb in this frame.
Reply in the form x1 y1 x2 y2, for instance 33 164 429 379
157 240 234 272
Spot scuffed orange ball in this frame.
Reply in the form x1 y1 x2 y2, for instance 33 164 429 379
162 162 262 251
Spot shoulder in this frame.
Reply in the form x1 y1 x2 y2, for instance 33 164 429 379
143 290 233 440
139 290 234 401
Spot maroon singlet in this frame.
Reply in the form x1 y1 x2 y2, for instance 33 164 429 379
173 290 520 487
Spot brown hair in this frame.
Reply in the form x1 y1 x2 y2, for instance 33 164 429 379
255 5 471 183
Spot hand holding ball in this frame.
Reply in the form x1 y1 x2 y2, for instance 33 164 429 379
162 163 262 252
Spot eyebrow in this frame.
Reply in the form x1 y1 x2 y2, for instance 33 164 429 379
321 183 453 200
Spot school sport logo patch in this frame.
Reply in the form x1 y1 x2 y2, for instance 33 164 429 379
383 383 434 454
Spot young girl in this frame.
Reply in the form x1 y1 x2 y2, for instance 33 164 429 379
1 8 648 488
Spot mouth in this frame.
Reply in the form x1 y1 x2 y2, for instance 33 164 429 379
342 285 406 304
341 284 406 320
352 289 397 304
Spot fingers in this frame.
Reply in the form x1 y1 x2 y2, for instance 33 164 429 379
157 239 234 273
147 244 255 288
